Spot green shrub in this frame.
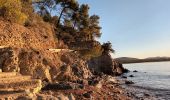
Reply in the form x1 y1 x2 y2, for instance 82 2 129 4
79 44 103 59
0 0 27 24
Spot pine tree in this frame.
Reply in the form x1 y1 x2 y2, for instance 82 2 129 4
102 41 115 55
56 0 79 27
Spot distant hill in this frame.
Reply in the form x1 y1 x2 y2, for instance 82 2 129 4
114 57 170 64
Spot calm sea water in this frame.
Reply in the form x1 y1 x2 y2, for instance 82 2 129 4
123 61 170 90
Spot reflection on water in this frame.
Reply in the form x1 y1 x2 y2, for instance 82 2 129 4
123 61 170 90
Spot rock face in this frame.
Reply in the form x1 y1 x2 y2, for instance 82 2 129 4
55 52 92 81
88 54 127 76
0 20 93 84
112 60 129 75
0 47 19 72
0 47 58 83
0 46 92 84
0 20 64 83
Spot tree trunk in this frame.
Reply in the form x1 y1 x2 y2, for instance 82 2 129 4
57 7 66 27
73 20 77 29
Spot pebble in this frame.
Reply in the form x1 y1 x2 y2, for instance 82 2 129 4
121 75 127 78
133 70 138 72
125 80 134 84
83 92 92 98
129 75 134 77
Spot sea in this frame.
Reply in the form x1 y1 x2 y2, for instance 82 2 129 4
123 61 170 99
123 61 170 90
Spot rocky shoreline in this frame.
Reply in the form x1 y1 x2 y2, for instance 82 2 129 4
0 46 131 99
37 75 132 100
0 46 165 99
0 20 157 100
0 45 161 100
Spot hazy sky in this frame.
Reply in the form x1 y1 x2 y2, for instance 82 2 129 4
79 0 170 58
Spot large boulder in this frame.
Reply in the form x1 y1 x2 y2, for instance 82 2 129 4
0 47 19 72
112 60 129 75
54 52 92 82
88 54 127 76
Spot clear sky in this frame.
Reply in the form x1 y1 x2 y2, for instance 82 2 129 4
79 0 170 58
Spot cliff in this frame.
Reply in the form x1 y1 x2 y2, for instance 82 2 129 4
0 19 93 82
0 19 130 99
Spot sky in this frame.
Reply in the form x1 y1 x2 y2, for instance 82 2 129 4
78 0 170 58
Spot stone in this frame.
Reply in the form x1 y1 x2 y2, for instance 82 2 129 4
125 80 134 84
33 65 52 83
95 81 103 89
60 54 73 64
105 75 118 84
129 75 134 77
16 96 32 100
88 79 99 86
144 93 150 96
36 94 58 100
56 93 70 100
88 53 128 76
68 93 75 100
83 92 92 98
133 70 138 72
0 47 19 72
43 82 84 90
121 75 127 78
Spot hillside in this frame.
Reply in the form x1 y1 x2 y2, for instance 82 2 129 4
0 19 130 99
115 57 170 64
0 19 56 49
0 0 131 99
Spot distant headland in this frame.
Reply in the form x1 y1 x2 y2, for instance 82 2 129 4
115 57 170 64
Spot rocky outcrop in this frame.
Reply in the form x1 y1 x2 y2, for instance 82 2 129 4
112 60 129 75
0 47 60 83
55 52 92 82
0 47 19 72
0 20 93 84
0 46 92 84
88 54 128 76
0 20 64 83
